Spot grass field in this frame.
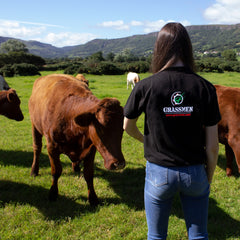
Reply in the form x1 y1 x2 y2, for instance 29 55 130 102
0 71 240 239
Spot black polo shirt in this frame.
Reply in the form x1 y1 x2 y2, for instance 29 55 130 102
124 67 221 167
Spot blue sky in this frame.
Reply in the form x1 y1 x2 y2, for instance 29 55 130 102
0 0 240 47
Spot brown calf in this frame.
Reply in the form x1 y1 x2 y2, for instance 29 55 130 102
28 74 125 205
215 84 240 176
0 89 24 121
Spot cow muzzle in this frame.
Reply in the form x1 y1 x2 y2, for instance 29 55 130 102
16 114 24 121
113 161 125 170
105 159 125 170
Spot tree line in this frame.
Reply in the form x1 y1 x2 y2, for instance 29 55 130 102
195 49 240 73
0 40 45 76
0 39 240 77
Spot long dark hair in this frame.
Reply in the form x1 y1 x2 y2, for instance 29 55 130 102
151 22 194 73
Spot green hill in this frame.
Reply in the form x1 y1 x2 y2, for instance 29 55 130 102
1 24 240 58
187 24 240 52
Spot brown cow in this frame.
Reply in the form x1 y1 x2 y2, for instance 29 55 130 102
0 89 24 121
75 74 89 86
28 74 125 205
215 84 240 176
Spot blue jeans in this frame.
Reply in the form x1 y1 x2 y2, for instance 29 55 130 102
144 161 210 240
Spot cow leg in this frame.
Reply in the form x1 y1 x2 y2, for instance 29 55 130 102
72 161 81 172
229 142 240 176
225 143 234 177
47 145 62 201
235 151 240 175
83 147 98 206
31 125 42 176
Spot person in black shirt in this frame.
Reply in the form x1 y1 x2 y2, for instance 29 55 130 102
123 22 221 240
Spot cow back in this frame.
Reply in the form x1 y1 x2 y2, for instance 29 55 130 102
215 84 240 118
29 74 93 133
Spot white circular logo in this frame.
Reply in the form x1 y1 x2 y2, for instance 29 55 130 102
171 92 184 106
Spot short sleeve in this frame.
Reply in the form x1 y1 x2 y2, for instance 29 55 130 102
124 82 148 119
204 86 221 126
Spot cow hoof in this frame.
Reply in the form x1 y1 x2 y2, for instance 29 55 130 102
30 171 39 177
89 195 99 206
49 187 58 201
72 163 81 173
226 168 232 177
89 199 99 207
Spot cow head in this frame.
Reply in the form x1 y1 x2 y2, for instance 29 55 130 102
75 74 89 86
75 98 125 170
0 89 24 121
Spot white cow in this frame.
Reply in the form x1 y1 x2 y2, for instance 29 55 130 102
0 75 10 90
127 72 140 89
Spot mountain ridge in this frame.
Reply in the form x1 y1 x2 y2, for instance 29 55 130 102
1 24 240 59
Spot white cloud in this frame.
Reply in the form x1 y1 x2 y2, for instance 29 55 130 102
0 20 45 38
15 20 63 28
130 20 143 26
143 20 168 33
98 19 191 34
0 20 19 28
98 20 129 30
43 32 98 47
204 0 240 24
0 19 98 47
180 20 191 27
143 20 191 33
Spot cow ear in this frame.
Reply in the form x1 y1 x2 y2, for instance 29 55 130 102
95 109 105 126
7 89 17 102
95 98 122 126
74 112 94 127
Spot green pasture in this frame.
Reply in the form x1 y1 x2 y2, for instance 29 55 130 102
0 71 240 239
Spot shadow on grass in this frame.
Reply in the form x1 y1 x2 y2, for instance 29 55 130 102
170 195 240 239
0 149 49 168
0 165 145 221
95 165 145 210
208 198 240 239
0 149 72 170
0 180 98 220
0 150 145 219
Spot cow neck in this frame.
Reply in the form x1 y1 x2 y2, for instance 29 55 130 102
62 93 99 117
